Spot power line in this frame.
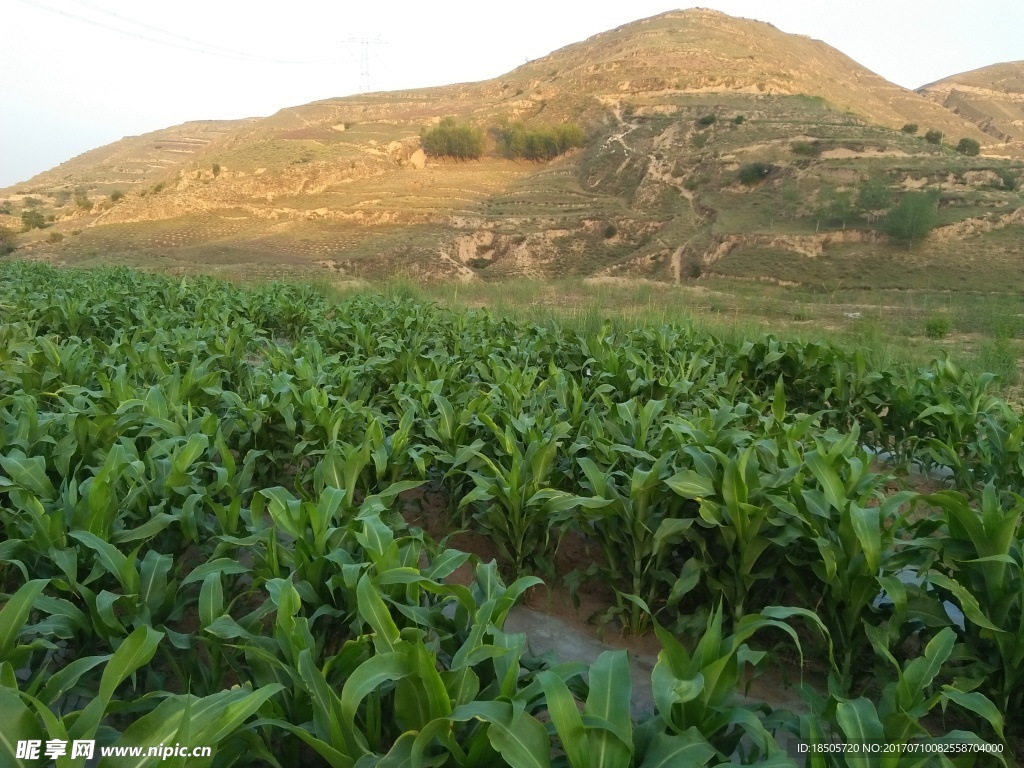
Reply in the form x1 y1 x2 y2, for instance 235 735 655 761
15 0 345 66
65 0 270 59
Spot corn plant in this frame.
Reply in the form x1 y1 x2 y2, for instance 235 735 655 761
799 628 1005 766
649 604 825 763
575 453 704 635
921 484 1024 718
461 416 608 577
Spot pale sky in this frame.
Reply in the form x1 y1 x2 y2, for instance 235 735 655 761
2 0 1022 188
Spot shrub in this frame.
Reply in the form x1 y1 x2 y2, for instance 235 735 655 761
46 231 64 244
924 129 943 145
75 194 93 211
109 190 124 202
691 132 709 149
212 162 221 177
995 165 1018 191
882 191 939 249
421 117 485 160
856 176 893 215
737 163 774 185
496 121 586 161
21 210 46 231
153 182 165 193
603 223 618 239
790 140 822 156
901 123 918 134
0 203 10 215
685 258 703 279
956 137 981 156
697 114 717 126
925 316 951 339
732 115 745 125
0 225 16 254
23 196 42 208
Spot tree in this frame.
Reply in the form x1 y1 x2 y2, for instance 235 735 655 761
882 191 939 250
856 176 893 222
924 129 943 145
815 185 854 230
495 121 586 161
21 210 46 231
421 118 485 160
0 225 16 255
780 183 802 220
901 123 918 134
737 163 774 185
956 138 981 156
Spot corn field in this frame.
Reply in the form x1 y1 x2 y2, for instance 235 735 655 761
0 262 1021 766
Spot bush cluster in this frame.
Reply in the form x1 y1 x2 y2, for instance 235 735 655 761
956 137 981 156
737 163 775 186
497 121 586 161
420 117 485 160
0 225 16 254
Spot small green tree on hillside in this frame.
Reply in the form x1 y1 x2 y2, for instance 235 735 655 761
856 176 893 222
924 129 943 145
901 123 918 134
815 185 854 231
496 121 586 160
883 191 939 250
956 137 981 156
0 225 16 255
421 118 485 160
21 210 46 231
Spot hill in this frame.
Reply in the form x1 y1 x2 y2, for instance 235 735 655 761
919 61 1024 147
2 9 1021 290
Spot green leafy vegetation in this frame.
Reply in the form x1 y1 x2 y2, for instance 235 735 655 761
957 137 981 156
0 225 16 254
882 190 940 249
696 113 717 126
20 209 47 231
925 315 951 339
925 129 943 145
737 162 775 185
0 263 1020 764
421 117 485 160
496 121 586 161
901 123 919 134
109 190 124 203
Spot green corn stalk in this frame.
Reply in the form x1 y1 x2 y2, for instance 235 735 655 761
921 484 1024 717
576 454 703 636
800 627 1006 766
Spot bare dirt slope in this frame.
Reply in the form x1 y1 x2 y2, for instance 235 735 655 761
919 61 1024 147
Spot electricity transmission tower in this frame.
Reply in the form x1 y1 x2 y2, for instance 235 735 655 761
343 37 387 93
